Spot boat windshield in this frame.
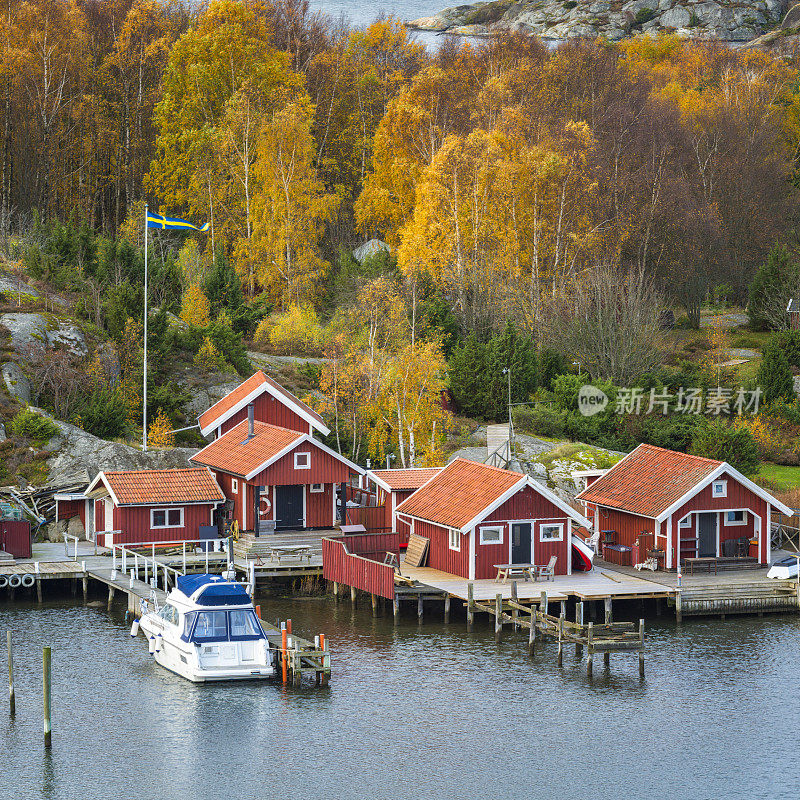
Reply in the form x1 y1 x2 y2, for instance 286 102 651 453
183 609 265 643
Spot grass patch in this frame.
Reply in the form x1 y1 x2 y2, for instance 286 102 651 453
532 441 623 471
754 462 800 493
730 331 770 350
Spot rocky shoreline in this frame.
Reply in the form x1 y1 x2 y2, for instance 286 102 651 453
408 0 787 42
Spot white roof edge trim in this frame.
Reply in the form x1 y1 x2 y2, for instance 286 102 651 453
198 376 330 437
366 467 440 492
521 476 592 530
242 434 364 482
460 476 532 533
656 463 793 521
85 471 121 506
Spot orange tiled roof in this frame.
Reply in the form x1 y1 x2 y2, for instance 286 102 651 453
576 444 721 518
191 420 304 477
395 458 526 530
369 467 442 492
198 371 326 433
103 468 224 506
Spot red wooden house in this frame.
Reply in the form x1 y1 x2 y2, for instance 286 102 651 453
199 370 330 439
394 458 590 579
576 444 792 568
191 407 362 532
85 468 225 547
362 467 442 542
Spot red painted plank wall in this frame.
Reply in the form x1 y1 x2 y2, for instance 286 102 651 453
251 440 352 486
345 505 389 531
322 537 395 599
485 484 564 523
212 471 246 530
111 504 214 543
473 524 507 579
306 484 334 527
57 499 84 522
414 519 470 577
395 490 415 544
596 507 655 549
534 519 569 575
220 392 309 435
0 521 31 558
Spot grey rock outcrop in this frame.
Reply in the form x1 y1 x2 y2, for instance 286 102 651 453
0 312 86 357
1 362 31 403
353 239 391 264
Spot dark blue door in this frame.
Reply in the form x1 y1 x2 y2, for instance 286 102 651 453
275 486 303 530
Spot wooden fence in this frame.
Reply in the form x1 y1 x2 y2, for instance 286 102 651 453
0 521 31 558
322 533 399 599
345 505 389 532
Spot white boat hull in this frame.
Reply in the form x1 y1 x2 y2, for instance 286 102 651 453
767 557 800 580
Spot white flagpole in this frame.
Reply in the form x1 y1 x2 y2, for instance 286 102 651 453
143 203 148 452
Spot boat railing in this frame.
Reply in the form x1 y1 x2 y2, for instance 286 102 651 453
110 537 234 593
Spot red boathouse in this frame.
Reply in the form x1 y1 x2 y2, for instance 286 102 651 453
85 468 225 547
394 458 591 579
576 444 792 568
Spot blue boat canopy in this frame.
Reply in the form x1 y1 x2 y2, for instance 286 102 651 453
176 574 250 606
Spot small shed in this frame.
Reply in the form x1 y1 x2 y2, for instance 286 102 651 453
576 444 792 567
85 468 225 547
395 458 590 579
787 298 800 330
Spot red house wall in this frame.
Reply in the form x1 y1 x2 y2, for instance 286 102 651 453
415 519 470 577
250 440 352 486
57 499 85 525
394 489 415 544
473 524 507 579
306 483 334 528
595 507 655 548
111 503 215 543
219 392 309 436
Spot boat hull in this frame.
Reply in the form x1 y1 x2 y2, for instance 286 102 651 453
571 533 594 571
767 556 800 580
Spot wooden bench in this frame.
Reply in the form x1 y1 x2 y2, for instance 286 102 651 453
684 557 718 575
494 564 535 583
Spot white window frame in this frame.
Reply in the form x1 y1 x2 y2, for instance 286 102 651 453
448 528 461 551
724 510 747 526
231 478 238 494
679 516 692 529
539 523 564 543
310 483 324 493
294 451 311 470
712 480 727 498
479 525 503 545
151 507 184 529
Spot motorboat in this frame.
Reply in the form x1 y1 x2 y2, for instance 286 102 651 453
571 533 595 571
767 555 800 579
134 574 275 682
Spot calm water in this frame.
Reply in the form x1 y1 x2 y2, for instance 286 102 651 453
2 596 800 800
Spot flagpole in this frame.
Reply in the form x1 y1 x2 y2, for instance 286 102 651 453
143 203 148 452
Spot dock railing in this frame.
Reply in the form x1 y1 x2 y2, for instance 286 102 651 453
322 532 399 599
63 532 97 559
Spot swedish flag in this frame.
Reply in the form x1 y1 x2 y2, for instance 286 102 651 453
146 212 209 232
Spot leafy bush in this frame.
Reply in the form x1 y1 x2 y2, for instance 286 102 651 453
261 305 326 356
194 336 230 372
9 409 58 442
757 338 795 404
634 7 655 24
73 388 127 440
512 405 567 438
690 420 760 475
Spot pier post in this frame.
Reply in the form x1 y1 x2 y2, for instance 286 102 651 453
36 577 42 604
586 623 594 677
333 582 339 602
495 593 503 641
467 582 474 630
393 595 399 623
281 623 288 685
107 586 115 612
541 590 548 617
675 591 682 624
43 646 51 748
604 597 613 625
371 593 378 617
350 585 357 604
82 575 88 604
417 595 424 622
71 578 77 597
575 602 584 658
7 631 14 716
444 594 450 624
511 582 518 631
528 605 536 655
638 619 645 679
557 615 563 667
655 598 662 617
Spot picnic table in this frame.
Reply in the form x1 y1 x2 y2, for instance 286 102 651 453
494 563 535 583
269 545 314 564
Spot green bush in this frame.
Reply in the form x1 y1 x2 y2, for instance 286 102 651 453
634 7 655 24
512 405 567 438
690 420 760 475
9 409 59 442
73 388 127 440
757 338 795 404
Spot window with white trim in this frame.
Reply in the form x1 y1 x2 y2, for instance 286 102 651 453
479 525 503 545
539 523 563 542
448 528 461 551
231 478 238 494
712 480 727 498
679 516 691 529
151 508 184 529
294 452 311 470
310 483 324 493
725 510 747 525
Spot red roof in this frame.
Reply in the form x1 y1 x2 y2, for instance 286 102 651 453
191 421 304 478
369 467 442 492
576 444 722 518
395 458 526 530
98 468 224 506
198 370 327 434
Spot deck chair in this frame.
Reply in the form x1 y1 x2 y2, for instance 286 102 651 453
535 555 557 581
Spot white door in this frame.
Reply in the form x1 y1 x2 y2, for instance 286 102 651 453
104 498 114 532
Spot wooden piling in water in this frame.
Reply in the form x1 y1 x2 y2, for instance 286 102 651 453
393 595 399 623
350 585 357 604
638 619 645 678
107 585 115 612
511 582 519 631
417 595 424 621
7 631 14 716
586 622 594 676
444 594 450 623
604 597 613 625
575 602 584 658
333 582 339 602
43 646 51 748
467 582 474 630
36 577 42 604
495 594 502 641
82 576 88 604
281 624 288 685
557 615 563 667
675 591 683 623
371 593 378 617
528 604 536 655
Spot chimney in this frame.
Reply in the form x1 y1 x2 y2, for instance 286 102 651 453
247 402 255 439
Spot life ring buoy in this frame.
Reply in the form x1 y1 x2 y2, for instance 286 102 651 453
259 496 272 517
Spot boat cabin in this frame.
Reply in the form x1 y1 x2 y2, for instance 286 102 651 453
576 444 793 568
394 458 591 580
85 468 225 547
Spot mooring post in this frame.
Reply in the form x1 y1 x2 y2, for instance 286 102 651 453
319 633 328 686
36 577 42 604
541 590 548 618
467 582 474 630
333 581 339 602
575 601 584 658
604 597 612 625
393 595 399 623
43 646 51 748
528 603 536 655
7 631 14 716
511 582 519 631
443 594 450 624
638 618 645 679
107 585 115 612
557 615 563 667
71 578 77 597
417 595 424 621
350 585 357 604
280 623 288 685
495 593 503 641
371 593 378 617
586 622 594 677
675 590 683 624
